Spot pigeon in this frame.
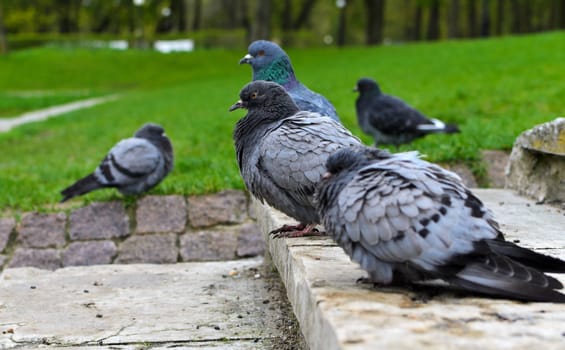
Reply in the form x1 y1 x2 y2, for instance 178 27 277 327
354 78 460 147
239 40 340 122
60 123 173 202
316 145 565 302
229 80 360 237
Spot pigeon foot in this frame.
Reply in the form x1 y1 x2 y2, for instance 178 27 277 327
270 223 323 238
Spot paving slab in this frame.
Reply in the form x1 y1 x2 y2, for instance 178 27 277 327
0 257 303 349
254 189 565 350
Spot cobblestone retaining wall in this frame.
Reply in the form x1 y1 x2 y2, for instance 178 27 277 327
0 190 264 271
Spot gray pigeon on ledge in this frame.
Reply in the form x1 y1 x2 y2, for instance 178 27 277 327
239 40 340 122
230 80 360 237
355 78 459 147
316 146 565 302
60 123 173 202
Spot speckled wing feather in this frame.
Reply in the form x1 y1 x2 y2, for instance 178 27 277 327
322 151 565 301
249 112 360 223
94 138 161 187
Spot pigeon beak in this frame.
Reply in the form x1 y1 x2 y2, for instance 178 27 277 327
352 86 359 92
239 54 253 65
321 172 333 180
229 100 245 112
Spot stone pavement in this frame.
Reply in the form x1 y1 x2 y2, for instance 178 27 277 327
255 189 565 350
0 257 306 349
0 191 265 271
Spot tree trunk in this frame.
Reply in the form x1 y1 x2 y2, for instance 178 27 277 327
495 0 504 35
0 0 7 55
448 0 460 38
365 0 386 45
480 0 490 36
413 3 423 40
467 0 477 37
251 0 271 41
282 0 293 31
192 0 202 31
550 0 565 29
510 0 520 33
426 0 440 40
337 2 347 46
294 0 317 30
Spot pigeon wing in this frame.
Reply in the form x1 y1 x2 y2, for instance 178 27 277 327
258 113 359 212
367 94 435 135
332 156 498 282
95 138 161 186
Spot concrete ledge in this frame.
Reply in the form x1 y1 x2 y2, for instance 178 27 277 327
0 257 304 349
255 189 565 350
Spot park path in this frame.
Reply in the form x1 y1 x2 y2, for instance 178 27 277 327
0 94 119 132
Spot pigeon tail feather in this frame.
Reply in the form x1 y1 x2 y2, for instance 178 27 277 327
486 239 565 273
450 272 565 303
60 173 103 202
444 123 460 134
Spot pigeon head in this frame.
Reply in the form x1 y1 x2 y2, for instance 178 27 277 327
354 78 381 95
239 40 296 86
229 80 299 117
135 123 165 140
324 148 367 178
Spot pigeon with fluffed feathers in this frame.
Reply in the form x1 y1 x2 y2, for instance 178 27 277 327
355 78 460 147
316 145 565 302
240 40 340 122
60 123 173 202
229 80 360 236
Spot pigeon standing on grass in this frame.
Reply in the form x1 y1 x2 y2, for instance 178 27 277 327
239 40 340 122
355 78 459 147
229 80 360 237
316 146 565 302
60 123 173 202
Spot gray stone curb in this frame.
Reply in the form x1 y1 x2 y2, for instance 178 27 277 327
0 190 265 271
255 189 565 350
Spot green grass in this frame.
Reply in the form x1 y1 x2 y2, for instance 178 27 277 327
0 32 564 212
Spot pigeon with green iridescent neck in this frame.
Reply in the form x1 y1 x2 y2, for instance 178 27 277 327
239 40 340 122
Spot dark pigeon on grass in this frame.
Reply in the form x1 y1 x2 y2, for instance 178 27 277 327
229 80 360 237
60 123 173 202
355 78 459 147
239 40 340 122
316 145 565 302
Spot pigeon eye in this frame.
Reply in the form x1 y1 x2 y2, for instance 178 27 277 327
258 50 265 57
251 92 258 99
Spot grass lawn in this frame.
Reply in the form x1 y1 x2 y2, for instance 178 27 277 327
0 31 563 212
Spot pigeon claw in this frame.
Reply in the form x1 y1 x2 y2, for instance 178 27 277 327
269 223 323 238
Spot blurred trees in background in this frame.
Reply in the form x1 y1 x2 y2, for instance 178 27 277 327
0 0 564 52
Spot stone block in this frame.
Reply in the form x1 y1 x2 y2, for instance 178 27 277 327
236 223 265 257
136 195 187 233
481 150 509 188
69 201 129 240
9 248 61 270
188 190 247 228
0 217 15 252
18 212 66 248
506 117 565 202
62 241 117 267
115 234 177 264
180 230 238 261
